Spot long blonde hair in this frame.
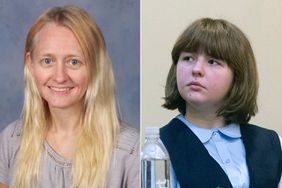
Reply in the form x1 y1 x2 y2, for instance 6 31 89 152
13 5 119 188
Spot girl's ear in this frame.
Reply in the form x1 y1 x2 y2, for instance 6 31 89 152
26 52 34 75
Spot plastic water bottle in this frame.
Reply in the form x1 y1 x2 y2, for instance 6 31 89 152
141 127 170 188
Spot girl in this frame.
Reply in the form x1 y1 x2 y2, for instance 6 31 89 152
160 18 281 188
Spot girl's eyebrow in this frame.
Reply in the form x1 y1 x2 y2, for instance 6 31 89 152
180 52 194 56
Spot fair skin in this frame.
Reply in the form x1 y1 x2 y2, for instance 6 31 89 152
26 23 88 158
176 52 233 129
176 51 282 188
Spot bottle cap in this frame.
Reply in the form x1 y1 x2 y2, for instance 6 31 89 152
145 127 160 136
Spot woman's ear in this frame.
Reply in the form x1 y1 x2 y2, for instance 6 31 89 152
26 52 34 74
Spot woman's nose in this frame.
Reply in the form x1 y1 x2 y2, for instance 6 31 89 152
53 63 68 83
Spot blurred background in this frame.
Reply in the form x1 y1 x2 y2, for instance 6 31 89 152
0 0 140 130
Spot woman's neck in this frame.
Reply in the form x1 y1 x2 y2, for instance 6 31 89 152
48 105 84 134
46 105 84 159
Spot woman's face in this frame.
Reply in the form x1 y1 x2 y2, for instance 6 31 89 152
27 23 88 110
176 52 233 112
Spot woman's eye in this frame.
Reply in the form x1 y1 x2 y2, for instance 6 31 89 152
69 59 79 65
43 58 52 65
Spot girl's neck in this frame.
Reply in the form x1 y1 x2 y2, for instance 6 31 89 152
185 108 225 129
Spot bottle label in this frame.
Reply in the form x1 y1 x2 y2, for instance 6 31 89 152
141 159 171 188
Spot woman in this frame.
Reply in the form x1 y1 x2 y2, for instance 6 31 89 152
0 5 139 188
160 18 281 187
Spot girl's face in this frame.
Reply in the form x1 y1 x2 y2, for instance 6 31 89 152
26 23 89 111
176 52 233 112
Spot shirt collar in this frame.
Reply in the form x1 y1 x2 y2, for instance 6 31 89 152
177 114 241 143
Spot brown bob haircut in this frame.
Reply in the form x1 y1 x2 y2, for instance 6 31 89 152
163 18 258 124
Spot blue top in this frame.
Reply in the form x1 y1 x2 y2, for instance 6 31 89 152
170 114 282 188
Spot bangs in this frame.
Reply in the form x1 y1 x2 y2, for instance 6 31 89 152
172 18 236 64
184 31 229 60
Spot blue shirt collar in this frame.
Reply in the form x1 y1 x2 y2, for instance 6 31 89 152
177 114 241 143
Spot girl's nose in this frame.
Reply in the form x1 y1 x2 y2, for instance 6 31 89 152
192 59 205 77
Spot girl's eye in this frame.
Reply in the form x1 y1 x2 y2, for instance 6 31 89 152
208 59 219 65
183 56 194 62
69 59 79 65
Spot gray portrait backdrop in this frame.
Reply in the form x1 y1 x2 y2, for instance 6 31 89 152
0 0 140 130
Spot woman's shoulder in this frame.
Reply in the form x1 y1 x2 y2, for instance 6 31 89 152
116 122 139 155
0 120 22 142
0 120 22 184
0 120 22 156
107 123 140 187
